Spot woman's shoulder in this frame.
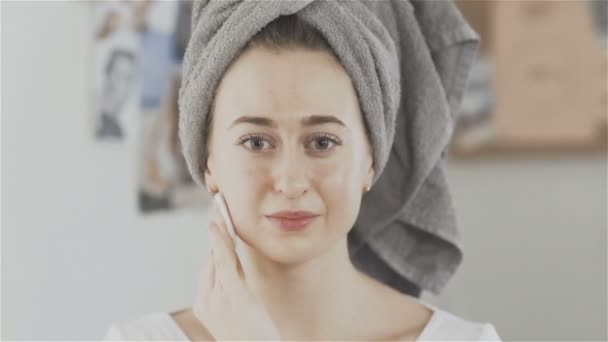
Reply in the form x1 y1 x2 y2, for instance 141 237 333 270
418 303 502 341
101 311 190 341
100 305 500 341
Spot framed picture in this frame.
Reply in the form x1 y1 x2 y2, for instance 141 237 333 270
91 0 209 213
132 0 210 213
91 0 139 140
450 0 607 158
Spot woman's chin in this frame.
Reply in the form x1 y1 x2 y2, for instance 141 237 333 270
251 240 322 265
238 219 336 265
271 247 317 265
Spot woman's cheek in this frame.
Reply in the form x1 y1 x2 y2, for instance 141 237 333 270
240 162 269 209
220 158 266 217
313 154 360 191
243 161 272 186
224 155 269 182
223 162 268 248
313 158 364 231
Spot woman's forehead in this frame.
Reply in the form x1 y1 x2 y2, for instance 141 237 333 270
225 113 351 133
214 48 362 129
214 103 361 132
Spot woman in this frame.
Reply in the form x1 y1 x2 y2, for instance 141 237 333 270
103 1 501 340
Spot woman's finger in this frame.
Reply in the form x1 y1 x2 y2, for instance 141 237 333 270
211 203 245 279
212 228 239 283
210 205 238 267
209 223 240 293
213 200 237 251
201 248 215 296
193 247 215 323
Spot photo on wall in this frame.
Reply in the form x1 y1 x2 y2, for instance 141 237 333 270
90 0 208 213
133 0 210 213
91 1 140 141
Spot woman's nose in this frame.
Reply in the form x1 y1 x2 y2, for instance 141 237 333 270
272 150 310 199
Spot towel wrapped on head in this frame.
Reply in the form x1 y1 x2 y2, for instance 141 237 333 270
178 0 479 295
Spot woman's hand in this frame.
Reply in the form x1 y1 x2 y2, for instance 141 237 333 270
193 201 281 341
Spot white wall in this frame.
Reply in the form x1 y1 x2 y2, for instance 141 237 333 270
423 157 607 341
2 2 212 339
2 2 606 340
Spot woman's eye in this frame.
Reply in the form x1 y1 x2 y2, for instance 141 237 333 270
307 135 342 152
238 135 273 151
313 137 333 150
237 134 342 153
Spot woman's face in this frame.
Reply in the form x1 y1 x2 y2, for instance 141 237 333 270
205 47 374 264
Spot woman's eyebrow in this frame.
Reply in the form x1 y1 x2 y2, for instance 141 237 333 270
229 114 346 129
302 115 346 127
229 116 277 128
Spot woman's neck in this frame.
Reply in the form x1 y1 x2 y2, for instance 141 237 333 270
239 237 370 340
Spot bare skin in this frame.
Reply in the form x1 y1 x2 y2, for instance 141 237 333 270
173 47 434 341
170 278 433 342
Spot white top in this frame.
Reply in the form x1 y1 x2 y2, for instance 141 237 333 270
102 302 501 341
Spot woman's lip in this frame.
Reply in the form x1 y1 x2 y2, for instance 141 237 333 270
267 211 319 219
266 215 319 231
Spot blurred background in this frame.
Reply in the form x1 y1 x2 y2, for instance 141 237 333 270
2 0 606 340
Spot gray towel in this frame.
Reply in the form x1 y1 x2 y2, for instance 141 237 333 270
178 0 479 295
